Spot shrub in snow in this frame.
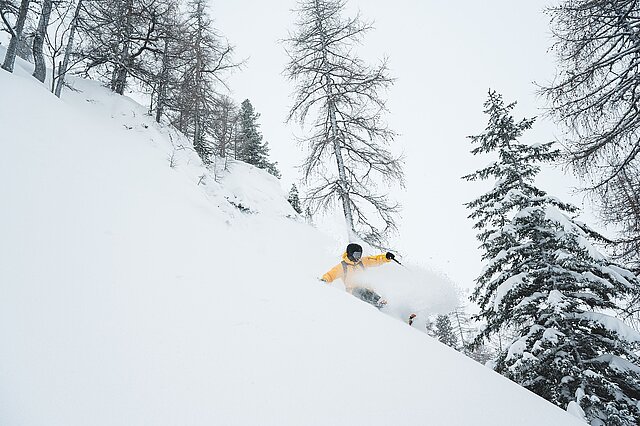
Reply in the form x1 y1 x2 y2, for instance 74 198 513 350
464 91 640 425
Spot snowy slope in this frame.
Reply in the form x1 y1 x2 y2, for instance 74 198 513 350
0 54 585 425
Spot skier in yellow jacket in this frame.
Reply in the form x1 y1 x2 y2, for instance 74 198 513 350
321 243 395 309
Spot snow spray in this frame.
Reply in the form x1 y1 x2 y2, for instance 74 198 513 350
357 261 463 325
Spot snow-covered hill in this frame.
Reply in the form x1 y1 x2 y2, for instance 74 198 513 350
0 53 586 425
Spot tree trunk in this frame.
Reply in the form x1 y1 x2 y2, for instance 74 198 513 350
314 0 355 236
193 54 202 155
2 0 31 73
193 1 204 161
32 0 53 82
55 0 82 97
110 0 132 94
111 44 130 94
327 86 355 236
454 310 467 351
155 40 169 123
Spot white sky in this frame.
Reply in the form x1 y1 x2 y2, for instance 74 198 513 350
211 0 592 289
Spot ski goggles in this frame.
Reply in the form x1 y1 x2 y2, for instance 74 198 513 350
351 251 362 261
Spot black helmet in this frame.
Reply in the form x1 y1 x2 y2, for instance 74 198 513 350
346 243 363 262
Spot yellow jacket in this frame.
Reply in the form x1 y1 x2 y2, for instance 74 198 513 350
322 252 390 292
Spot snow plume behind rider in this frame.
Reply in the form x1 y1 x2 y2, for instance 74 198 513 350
366 263 462 321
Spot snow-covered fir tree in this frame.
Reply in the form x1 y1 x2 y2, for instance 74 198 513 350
464 91 640 425
235 99 280 178
288 184 303 214
435 314 458 349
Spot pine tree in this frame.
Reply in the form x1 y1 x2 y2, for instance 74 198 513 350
235 99 280 177
288 184 303 214
464 91 640 425
435 314 458 349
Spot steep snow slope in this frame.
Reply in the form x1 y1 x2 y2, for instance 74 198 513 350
0 55 585 425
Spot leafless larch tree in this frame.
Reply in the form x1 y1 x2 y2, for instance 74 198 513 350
283 0 403 247
542 0 640 269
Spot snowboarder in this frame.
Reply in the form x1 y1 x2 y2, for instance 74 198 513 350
320 243 395 309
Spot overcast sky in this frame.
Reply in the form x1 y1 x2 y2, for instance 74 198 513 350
211 0 590 289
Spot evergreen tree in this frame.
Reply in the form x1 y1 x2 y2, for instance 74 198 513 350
288 184 303 214
464 91 640 425
235 99 280 177
435 314 458 349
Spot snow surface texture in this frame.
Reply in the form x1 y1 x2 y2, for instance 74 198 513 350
0 51 586 425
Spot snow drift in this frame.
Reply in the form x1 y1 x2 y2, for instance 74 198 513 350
0 51 585 425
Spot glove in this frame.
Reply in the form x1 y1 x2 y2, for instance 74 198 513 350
386 252 395 260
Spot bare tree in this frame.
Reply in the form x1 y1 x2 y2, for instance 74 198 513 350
211 94 238 159
51 0 83 96
1 1 18 35
283 0 403 247
595 166 640 271
172 0 237 164
78 0 164 95
542 0 640 267
1 0 30 72
149 0 180 122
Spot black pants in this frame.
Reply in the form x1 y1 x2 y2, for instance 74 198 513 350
352 287 385 309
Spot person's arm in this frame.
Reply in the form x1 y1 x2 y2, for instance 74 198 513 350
321 263 344 283
362 252 394 267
